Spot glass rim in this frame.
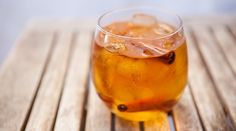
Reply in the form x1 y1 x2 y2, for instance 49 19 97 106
97 5 183 40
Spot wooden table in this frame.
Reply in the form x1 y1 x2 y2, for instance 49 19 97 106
0 16 236 131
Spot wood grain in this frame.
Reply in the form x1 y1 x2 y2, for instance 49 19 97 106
85 82 111 131
212 25 236 75
185 27 229 130
25 30 74 131
115 117 139 131
1 17 236 131
172 86 203 131
53 31 92 131
191 24 236 129
229 24 236 38
0 29 54 131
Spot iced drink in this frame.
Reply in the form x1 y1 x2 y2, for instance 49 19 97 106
91 9 188 121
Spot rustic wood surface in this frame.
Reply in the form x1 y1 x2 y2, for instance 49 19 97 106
0 16 236 131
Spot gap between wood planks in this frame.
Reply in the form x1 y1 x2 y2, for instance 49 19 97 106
2 19 236 131
208 25 236 130
189 25 236 130
20 31 58 131
189 27 230 130
51 31 78 130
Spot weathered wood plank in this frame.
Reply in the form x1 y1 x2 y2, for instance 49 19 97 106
212 25 236 75
0 29 54 131
229 24 236 38
185 27 229 130
2 17 236 131
25 30 74 131
144 113 170 131
53 31 92 131
85 82 111 131
191 24 236 129
115 117 139 131
172 86 203 131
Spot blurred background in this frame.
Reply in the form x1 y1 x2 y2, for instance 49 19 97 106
0 0 236 64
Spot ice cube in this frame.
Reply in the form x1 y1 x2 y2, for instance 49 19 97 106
105 42 126 53
105 22 130 35
126 26 148 37
138 41 168 56
116 55 147 75
143 49 154 56
119 40 168 58
163 41 173 49
159 23 174 33
153 23 174 36
132 13 157 27
120 41 145 58
162 39 175 49
153 28 169 36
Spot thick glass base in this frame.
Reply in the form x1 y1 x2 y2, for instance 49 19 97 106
112 109 168 121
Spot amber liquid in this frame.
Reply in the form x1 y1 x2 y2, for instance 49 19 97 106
91 21 188 121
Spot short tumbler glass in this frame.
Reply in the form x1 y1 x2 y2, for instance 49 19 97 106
91 6 188 121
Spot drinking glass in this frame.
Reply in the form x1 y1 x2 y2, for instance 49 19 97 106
91 6 188 121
